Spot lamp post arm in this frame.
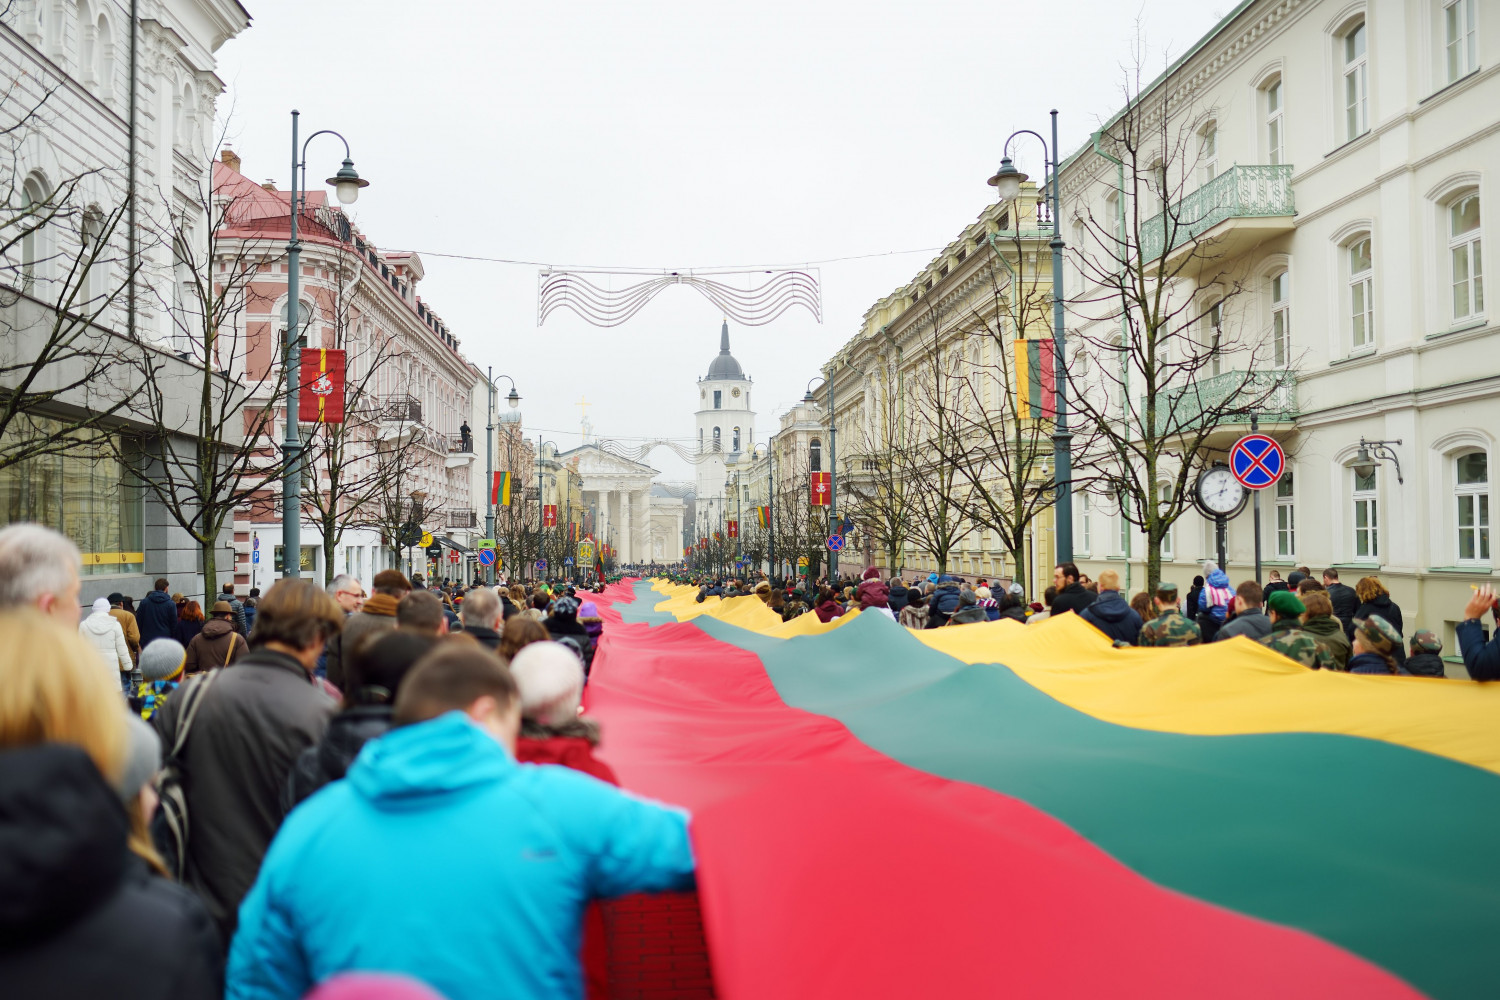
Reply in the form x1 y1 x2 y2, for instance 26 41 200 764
295 129 355 215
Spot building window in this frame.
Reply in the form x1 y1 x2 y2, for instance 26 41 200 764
1348 236 1374 350
1275 470 1295 557
712 427 721 452
1343 21 1369 140
1456 451 1490 563
0 418 143 577
1077 493 1091 555
810 437 822 472
1264 78 1284 165
713 390 722 410
698 428 703 453
1159 483 1174 560
1117 494 1130 556
1202 299 1223 376
1449 192 1484 322
1353 467 1379 560
20 174 48 293
1198 123 1218 186
732 426 741 452
1270 270 1291 367
1445 0 1478 83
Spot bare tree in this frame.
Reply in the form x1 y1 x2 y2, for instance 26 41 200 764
114 160 293 592
768 447 828 581
0 70 138 470
838 356 917 577
1065 55 1298 590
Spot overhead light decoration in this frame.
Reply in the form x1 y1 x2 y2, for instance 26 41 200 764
538 268 822 327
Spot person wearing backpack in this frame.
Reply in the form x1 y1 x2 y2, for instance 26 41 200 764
1196 562 1234 642
151 579 342 944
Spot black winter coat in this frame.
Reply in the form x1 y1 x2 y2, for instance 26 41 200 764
1079 590 1144 645
1327 582 1360 635
464 624 503 651
136 589 180 648
887 584 910 613
283 705 393 811
1404 652 1446 678
0 745 222 997
1353 595 1404 636
1051 582 1097 617
151 649 334 941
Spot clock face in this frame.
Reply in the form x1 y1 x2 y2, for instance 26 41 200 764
1197 467 1245 514
731 387 741 397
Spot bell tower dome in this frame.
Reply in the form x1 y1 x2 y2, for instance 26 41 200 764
694 320 755 530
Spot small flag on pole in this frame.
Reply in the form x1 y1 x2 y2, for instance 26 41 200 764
492 472 513 506
756 505 770 528
1013 338 1057 420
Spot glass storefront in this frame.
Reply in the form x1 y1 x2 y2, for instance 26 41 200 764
0 418 144 576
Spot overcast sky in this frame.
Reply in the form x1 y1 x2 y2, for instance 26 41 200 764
216 0 1230 484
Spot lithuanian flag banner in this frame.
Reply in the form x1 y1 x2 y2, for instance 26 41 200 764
491 471 512 506
1014 337 1057 420
577 577 1500 1000
755 505 770 528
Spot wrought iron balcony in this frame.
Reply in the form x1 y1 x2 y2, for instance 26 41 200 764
448 433 474 454
1152 369 1297 438
1140 165 1295 263
377 394 422 423
447 509 478 529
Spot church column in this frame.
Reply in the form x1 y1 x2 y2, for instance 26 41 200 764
597 489 612 552
621 491 634 565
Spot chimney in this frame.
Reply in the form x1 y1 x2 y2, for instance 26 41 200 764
219 145 241 173
261 179 277 192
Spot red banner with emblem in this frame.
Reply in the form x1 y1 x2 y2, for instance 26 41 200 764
727 520 739 538
543 505 558 527
298 348 346 423
811 472 831 506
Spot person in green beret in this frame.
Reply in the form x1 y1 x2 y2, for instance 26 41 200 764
1258 591 1334 670
1137 582 1202 647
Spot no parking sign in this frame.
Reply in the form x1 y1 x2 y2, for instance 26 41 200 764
1229 434 1285 490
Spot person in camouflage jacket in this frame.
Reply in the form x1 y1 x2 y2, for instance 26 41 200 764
1137 582 1203 647
1258 590 1334 670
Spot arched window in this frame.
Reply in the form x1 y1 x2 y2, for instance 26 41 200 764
1198 121 1218 186
1455 451 1490 563
1352 465 1379 560
278 298 316 351
95 14 114 100
1262 75 1284 165
810 437 822 472
712 427 721 452
1447 191 1483 322
732 426 741 452
1269 270 1291 367
1341 19 1369 141
1346 234 1374 350
20 174 50 293
81 206 106 307
698 428 704 453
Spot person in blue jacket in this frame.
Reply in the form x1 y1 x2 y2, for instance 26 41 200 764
227 644 696 1000
1457 583 1500 680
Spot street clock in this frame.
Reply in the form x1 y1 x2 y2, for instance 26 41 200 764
1194 465 1247 518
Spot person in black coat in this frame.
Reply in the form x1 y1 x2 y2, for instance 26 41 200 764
1351 576 1404 666
1405 631 1446 678
1323 569 1361 639
283 630 436 810
887 579 910 614
1079 571 1143 645
136 578 180 649
0 744 222 998
1050 563 1097 616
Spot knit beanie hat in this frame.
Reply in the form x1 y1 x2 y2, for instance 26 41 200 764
91 597 111 615
1355 614 1402 654
140 639 187 682
975 586 992 600
1266 591 1306 617
862 567 880 581
116 715 161 802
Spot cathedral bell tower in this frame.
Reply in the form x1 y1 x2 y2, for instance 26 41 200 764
694 321 755 536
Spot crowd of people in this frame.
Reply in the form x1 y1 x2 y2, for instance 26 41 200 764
0 522 690 1000
677 558 1499 678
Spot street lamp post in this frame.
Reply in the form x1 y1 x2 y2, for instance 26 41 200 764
989 109 1071 563
282 110 368 579
804 375 837 579
483 368 521 584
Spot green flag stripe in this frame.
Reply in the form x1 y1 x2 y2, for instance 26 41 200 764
692 611 1500 1000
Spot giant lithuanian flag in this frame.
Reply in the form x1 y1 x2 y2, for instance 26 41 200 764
577 578 1500 999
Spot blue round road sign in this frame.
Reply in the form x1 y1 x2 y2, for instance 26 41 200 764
477 548 496 567
534 559 548 572
1229 434 1285 490
826 534 845 551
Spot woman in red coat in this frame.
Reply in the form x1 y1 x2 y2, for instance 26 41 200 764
509 641 617 998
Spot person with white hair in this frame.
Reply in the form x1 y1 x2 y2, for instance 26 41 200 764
459 587 503 651
0 522 82 624
510 641 617 785
79 596 132 691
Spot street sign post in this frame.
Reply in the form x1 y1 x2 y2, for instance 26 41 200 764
826 534 844 552
477 548 497 567
534 559 548 574
1229 434 1285 490
252 550 259 564
564 557 574 567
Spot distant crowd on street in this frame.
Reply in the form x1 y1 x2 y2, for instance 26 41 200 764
0 521 688 1000
674 557 1500 679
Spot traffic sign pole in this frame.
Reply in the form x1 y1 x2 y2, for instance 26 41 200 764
1252 415 1262 586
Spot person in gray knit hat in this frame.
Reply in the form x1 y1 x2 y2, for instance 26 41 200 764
133 638 186 721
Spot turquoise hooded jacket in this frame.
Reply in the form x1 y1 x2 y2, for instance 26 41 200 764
227 711 695 1000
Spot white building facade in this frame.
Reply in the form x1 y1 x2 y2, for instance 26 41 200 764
1060 0 1498 659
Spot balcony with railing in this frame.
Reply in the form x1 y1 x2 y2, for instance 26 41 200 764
447 509 478 529
1140 165 1295 265
1152 369 1298 441
376 395 422 424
